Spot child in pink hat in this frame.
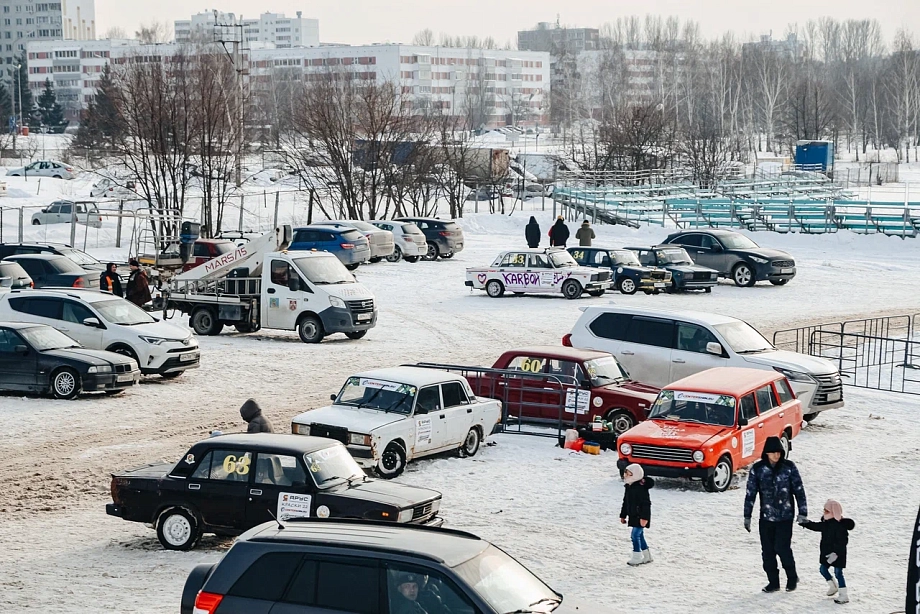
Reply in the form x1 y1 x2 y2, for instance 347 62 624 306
801 499 855 604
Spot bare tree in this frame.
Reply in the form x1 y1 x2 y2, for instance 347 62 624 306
135 21 172 45
412 29 435 46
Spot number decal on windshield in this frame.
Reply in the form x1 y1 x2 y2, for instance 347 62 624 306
520 357 544 373
222 454 251 475
570 250 585 261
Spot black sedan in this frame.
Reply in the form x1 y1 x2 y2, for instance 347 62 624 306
662 229 796 287
2 253 92 289
628 245 719 292
568 246 671 294
0 322 139 399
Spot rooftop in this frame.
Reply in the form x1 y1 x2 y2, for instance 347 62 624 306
666 367 783 395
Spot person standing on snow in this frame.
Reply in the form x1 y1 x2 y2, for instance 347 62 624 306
801 499 854 604
240 399 274 433
525 216 541 248
125 259 152 307
620 463 654 566
99 263 123 297
575 220 595 247
548 216 570 247
743 436 808 593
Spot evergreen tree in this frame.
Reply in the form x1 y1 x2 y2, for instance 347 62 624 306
0 81 12 130
36 79 68 133
72 64 123 149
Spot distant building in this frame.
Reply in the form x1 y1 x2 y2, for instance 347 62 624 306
517 22 600 54
0 0 96 80
174 10 319 48
742 33 802 61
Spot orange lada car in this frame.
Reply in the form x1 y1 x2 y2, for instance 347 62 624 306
616 367 804 492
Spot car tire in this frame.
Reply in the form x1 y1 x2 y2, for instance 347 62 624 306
297 315 324 343
617 277 638 295
108 345 140 369
53 175 62 179
705 287 713 293
605 409 636 437
375 442 406 479
732 263 756 287
50 368 81 400
105 389 125 395
779 432 791 457
157 507 201 551
345 263 360 271
369 257 383 263
704 455 734 493
234 321 261 333
770 279 789 286
191 308 222 336
345 330 367 340
486 280 505 298
459 427 482 458
161 371 183 379
404 256 419 263
562 279 583 299
385 247 402 263
423 242 439 261
32 219 40 225
588 289 606 297
803 412 819 423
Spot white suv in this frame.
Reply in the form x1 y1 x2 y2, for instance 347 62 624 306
565 305 843 421
369 220 427 263
0 288 199 378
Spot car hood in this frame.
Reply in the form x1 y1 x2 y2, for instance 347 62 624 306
603 380 660 402
319 479 441 507
617 265 661 275
739 247 793 260
667 264 716 273
555 599 619 614
126 319 196 343
324 283 375 302
43 347 134 366
741 349 837 376
620 419 731 447
292 405 406 432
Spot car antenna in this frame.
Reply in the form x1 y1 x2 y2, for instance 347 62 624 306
265 508 284 531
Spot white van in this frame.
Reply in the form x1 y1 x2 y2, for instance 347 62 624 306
565 306 843 421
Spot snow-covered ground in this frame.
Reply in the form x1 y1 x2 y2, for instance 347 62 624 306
1 178 920 611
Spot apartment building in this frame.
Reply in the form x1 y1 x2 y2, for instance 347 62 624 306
174 10 319 48
0 0 95 77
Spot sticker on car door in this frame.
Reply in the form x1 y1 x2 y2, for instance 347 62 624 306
565 389 590 414
278 492 312 521
742 429 756 458
416 418 433 445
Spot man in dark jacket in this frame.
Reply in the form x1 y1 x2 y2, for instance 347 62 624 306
390 573 428 614
525 216 541 248
743 436 808 593
240 399 274 433
548 217 570 247
125 259 152 307
99 263 123 297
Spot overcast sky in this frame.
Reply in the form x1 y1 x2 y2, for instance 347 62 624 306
95 0 918 46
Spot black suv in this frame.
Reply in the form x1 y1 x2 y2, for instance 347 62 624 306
0 242 106 273
181 519 614 614
395 217 465 261
662 229 796 287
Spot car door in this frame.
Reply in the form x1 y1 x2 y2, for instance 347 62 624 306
59 299 105 348
40 203 60 223
187 449 253 531
499 252 527 291
754 383 784 448
670 321 727 381
38 161 52 177
413 385 443 454
581 311 631 358
56 201 73 224
7 295 63 326
270 556 383 614
737 392 768 467
246 452 312 528
620 316 675 387
263 259 305 331
527 253 555 292
0 327 37 389
544 358 590 421
499 354 553 421
439 381 475 447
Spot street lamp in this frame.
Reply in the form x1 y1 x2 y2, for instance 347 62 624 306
13 64 23 135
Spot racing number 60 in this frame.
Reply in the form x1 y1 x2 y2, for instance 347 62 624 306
520 358 544 373
222 454 251 475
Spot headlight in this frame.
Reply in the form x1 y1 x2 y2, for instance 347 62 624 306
773 367 817 383
692 450 705 463
397 509 414 523
749 256 768 264
711 273 719 279
329 296 346 309
292 423 310 435
139 336 166 345
348 433 371 446
619 442 632 455
88 366 113 373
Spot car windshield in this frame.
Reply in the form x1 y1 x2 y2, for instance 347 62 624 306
401 223 422 234
655 248 693 265
549 251 577 267
648 390 737 427
19 326 80 351
452 545 560 613
584 356 629 385
58 248 101 267
94 299 156 325
293 256 354 285
714 321 774 354
303 445 365 489
47 257 85 274
335 376 417 414
611 250 641 266
341 229 365 242
342 220 376 232
719 234 759 250
211 242 234 255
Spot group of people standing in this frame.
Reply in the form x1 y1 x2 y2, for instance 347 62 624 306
524 216 595 248
620 436 855 604
99 259 152 307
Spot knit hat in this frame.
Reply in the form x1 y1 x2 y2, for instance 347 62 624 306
129 258 140 267
763 436 784 454
624 463 644 485
824 499 843 521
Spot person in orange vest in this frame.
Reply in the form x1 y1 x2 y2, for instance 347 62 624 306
99 263 123 297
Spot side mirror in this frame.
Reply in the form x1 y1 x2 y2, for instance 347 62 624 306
706 342 723 356
288 276 300 292
711 243 723 252
415 406 428 415
83 317 102 328
330 393 337 402
738 416 749 427
14 344 28 355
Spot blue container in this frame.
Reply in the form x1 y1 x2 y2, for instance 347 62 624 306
795 140 834 172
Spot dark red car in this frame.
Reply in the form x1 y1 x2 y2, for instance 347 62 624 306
466 346 660 436
181 239 236 272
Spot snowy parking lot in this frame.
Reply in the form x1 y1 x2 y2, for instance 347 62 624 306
1 209 919 612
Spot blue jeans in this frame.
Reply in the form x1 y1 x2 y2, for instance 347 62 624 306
631 527 648 552
820 564 846 588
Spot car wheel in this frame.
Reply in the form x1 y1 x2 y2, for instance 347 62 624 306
161 371 183 379
234 321 261 333
562 279 583 299
459 427 482 458
485 280 505 298
105 389 125 395
732 263 756 287
32 219 40 225
191 308 222 336
705 287 713 293
423 242 439 261
779 432 791 457
157 508 201 551
770 279 789 286
704 455 734 493
297 315 324 343
803 412 819 423
52 175 62 179
369 256 383 263
345 263 360 271
588 289 606 297
108 345 140 369
385 247 402 263
617 277 637 295
375 442 406 479
50 368 81 400
345 330 367 340
404 256 419 263
605 409 636 437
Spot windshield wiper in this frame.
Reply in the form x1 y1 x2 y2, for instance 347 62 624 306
736 348 772 354
316 476 344 486
357 388 384 410
504 598 562 614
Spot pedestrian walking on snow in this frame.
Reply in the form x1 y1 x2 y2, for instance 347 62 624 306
743 436 808 593
548 216 570 247
620 463 654 566
525 216 541 248
801 499 854 604
240 399 274 433
575 220 595 247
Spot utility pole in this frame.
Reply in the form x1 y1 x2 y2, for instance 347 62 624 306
212 11 249 188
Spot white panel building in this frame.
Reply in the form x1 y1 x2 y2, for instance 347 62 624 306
175 10 319 48
0 0 95 78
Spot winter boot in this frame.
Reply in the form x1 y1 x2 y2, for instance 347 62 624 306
640 549 653 564
785 576 798 592
834 587 849 604
826 579 839 596
762 584 781 593
627 552 644 566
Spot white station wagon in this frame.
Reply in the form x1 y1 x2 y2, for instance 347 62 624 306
291 367 502 478
465 248 611 299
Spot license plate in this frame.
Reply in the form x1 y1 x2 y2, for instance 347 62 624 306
356 313 372 321
826 391 841 402
180 352 199 362
781 268 793 274
654 282 666 288
116 374 134 383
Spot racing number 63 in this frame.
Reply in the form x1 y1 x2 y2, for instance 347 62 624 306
222 454 251 475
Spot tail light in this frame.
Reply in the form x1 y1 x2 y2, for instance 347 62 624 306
29 281 34 288
73 277 86 288
404 236 413 242
439 231 451 237
193 592 224 614
340 243 355 249
562 334 573 347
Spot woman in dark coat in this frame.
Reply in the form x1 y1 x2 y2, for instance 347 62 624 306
99 263 123 297
548 217 570 247
525 216 541 248
620 463 654 566
801 499 854 603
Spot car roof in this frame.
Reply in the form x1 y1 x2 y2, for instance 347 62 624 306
356 366 466 387
502 345 612 361
4 288 117 303
0 321 45 330
584 305 739 326
0 242 71 248
196 239 234 245
202 433 343 455
395 217 455 223
578 246 631 252
666 367 783 395
295 225 354 234
243 520 489 567
4 253 70 261
669 229 739 237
